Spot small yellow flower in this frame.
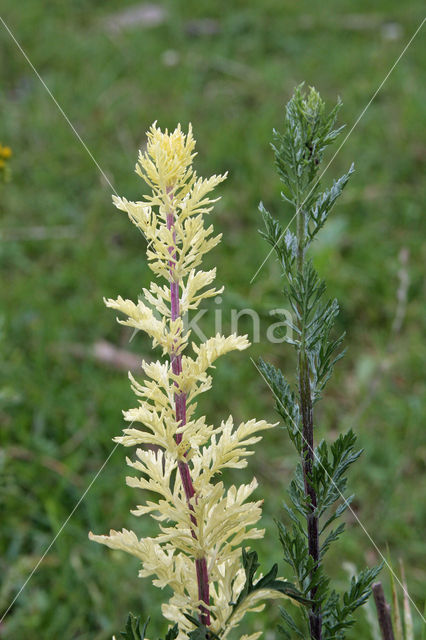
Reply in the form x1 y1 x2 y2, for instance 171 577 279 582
0 144 12 181
0 145 12 159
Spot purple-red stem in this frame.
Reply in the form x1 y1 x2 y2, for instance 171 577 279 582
166 207 211 627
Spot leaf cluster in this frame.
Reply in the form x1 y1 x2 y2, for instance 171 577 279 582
235 549 311 608
271 83 345 211
119 613 179 640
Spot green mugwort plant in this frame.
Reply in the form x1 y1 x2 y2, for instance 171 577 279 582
258 85 381 640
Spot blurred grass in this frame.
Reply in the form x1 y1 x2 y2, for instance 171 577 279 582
0 1 425 638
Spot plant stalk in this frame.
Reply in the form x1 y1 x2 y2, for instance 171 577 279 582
372 582 395 640
297 205 322 640
166 204 211 627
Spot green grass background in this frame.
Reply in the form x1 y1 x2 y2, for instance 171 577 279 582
0 1 425 638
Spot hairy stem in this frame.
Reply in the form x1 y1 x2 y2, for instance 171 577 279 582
166 205 211 627
297 205 322 640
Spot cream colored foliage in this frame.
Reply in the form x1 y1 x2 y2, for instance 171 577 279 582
194 417 275 482
136 122 197 195
90 123 279 638
113 123 226 283
106 295 189 356
174 334 250 399
180 268 223 314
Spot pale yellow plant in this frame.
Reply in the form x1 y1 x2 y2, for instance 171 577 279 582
89 124 293 638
